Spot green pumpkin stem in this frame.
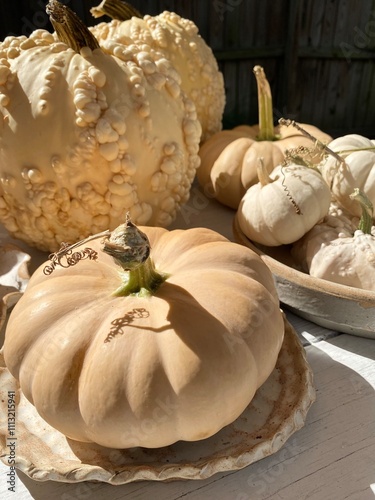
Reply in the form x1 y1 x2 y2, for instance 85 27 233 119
253 66 278 141
349 189 373 235
46 0 100 52
101 215 168 297
90 0 142 20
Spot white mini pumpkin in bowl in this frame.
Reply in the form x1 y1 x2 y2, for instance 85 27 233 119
292 190 375 291
319 134 375 217
236 159 331 246
233 174 375 338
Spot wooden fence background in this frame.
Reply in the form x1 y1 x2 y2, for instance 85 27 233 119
0 0 374 138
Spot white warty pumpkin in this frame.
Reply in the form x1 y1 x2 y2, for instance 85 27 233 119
90 10 225 142
0 21 201 251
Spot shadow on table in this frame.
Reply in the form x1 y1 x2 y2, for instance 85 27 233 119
13 341 375 500
231 342 375 500
324 334 375 361
286 309 375 355
284 310 339 346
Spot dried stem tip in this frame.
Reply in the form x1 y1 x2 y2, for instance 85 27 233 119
101 215 168 297
101 215 150 271
47 0 100 52
256 157 273 186
90 0 142 20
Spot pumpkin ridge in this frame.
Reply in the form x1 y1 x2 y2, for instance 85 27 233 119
3 223 285 448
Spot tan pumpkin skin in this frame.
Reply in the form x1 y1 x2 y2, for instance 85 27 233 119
197 123 333 209
3 226 284 449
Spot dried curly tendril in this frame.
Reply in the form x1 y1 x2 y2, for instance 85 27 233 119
276 118 347 215
43 214 169 297
43 230 110 275
279 118 345 165
257 157 302 216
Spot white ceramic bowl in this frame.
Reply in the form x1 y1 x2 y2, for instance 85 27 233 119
233 215 375 339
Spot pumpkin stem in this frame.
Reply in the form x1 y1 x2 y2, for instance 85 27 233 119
349 188 373 235
46 0 100 53
257 157 273 186
101 215 168 297
336 146 375 155
90 0 142 20
253 66 278 141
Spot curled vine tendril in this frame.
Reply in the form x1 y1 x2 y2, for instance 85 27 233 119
43 246 99 275
279 166 303 215
279 118 345 166
43 229 110 275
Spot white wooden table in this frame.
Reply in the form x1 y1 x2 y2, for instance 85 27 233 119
1 193 375 500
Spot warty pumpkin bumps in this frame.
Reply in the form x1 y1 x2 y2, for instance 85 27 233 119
90 0 225 142
0 1 201 252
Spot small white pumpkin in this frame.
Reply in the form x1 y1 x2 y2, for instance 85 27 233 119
293 190 375 291
291 202 358 272
319 134 375 217
237 160 331 246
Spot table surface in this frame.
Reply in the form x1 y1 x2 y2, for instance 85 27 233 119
1 192 374 500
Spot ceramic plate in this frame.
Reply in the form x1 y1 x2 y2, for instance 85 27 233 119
0 315 315 484
0 243 31 334
233 215 375 338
